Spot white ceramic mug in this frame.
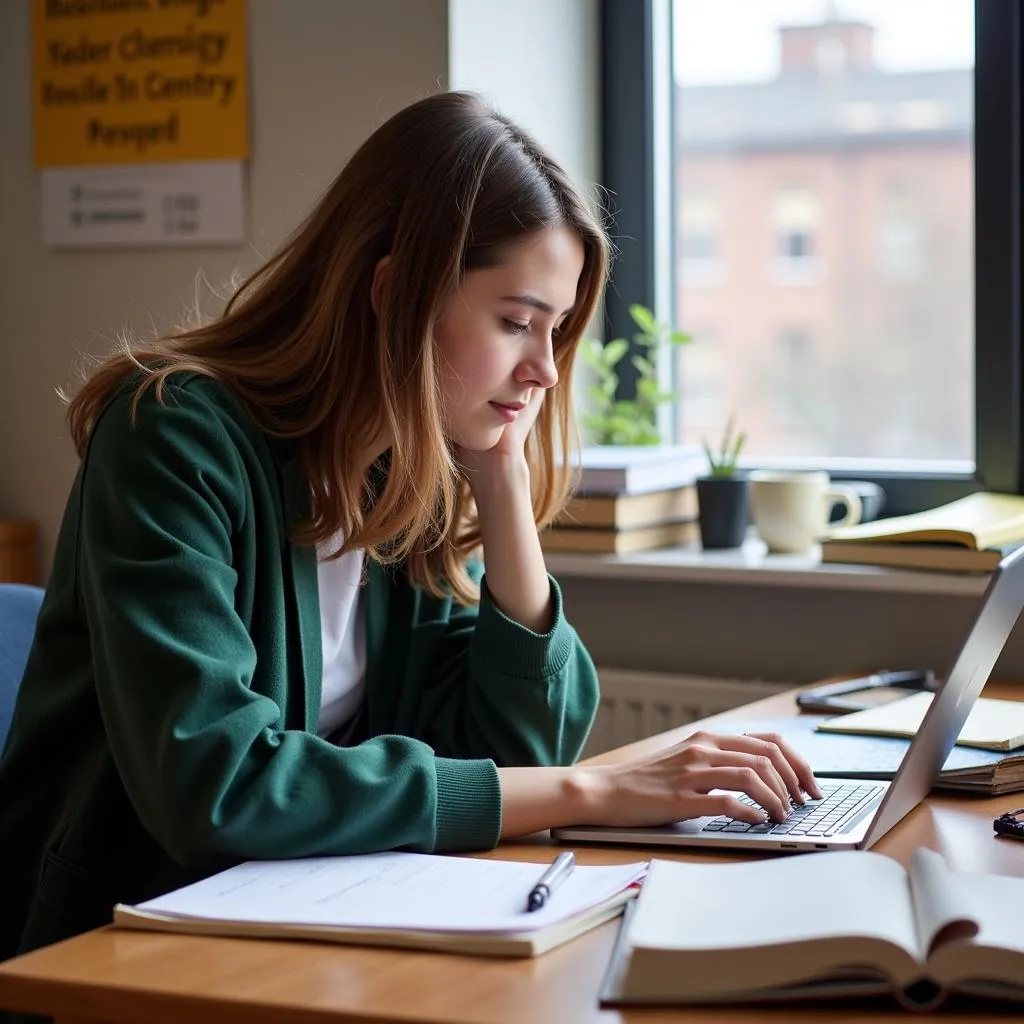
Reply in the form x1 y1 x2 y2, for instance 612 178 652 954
749 470 862 554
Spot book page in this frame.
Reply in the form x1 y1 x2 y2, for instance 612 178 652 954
129 852 646 934
630 852 918 955
908 848 979 958
925 867 1024 990
818 693 1024 751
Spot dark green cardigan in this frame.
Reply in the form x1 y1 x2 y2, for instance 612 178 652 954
0 376 598 961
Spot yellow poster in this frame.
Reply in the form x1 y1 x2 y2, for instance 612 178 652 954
33 0 248 167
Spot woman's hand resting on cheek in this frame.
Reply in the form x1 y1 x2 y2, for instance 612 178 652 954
457 389 545 487
569 730 824 827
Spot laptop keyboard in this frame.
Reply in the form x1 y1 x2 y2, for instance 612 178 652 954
701 783 880 838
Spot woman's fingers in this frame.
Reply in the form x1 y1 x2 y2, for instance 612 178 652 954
744 731 824 800
692 748 790 815
688 765 790 821
700 731 822 802
692 791 768 825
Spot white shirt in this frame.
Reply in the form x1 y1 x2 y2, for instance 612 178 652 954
315 539 366 738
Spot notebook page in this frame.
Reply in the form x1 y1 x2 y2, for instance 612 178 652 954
818 693 1024 750
133 852 646 933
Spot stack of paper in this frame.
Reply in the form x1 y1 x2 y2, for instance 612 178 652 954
114 852 647 957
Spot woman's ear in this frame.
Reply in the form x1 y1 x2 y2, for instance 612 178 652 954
371 255 392 316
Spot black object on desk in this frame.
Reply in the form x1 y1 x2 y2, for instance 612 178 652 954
796 669 938 714
994 808 1024 840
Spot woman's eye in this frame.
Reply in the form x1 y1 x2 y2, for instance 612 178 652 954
503 319 531 336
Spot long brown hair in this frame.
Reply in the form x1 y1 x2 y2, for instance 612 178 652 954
66 91 609 604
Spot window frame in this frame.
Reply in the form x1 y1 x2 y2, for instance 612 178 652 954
600 0 1022 516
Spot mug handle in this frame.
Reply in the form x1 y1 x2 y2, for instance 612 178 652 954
826 485 863 528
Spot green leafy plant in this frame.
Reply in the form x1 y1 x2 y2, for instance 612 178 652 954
579 304 691 445
702 414 747 478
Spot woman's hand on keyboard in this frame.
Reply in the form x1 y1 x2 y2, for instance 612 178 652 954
572 729 824 828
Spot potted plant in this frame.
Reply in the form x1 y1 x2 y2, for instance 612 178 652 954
579 304 691 446
697 415 749 549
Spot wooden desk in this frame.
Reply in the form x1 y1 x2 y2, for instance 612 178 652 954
2 682 1023 1024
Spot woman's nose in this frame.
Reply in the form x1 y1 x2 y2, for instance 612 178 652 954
518 336 559 389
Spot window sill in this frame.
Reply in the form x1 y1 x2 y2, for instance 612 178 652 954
545 537 989 597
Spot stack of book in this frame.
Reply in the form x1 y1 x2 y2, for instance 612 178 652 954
543 446 704 555
820 491 1024 573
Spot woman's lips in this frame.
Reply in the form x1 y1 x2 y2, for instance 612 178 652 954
489 401 524 423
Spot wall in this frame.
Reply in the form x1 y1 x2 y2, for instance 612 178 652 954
448 0 600 208
0 0 601 580
0 0 449 574
559 574 1024 685
449 0 604 439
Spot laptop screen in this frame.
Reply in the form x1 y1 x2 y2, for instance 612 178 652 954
863 544 1024 846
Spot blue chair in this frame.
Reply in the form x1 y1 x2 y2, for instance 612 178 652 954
0 583 44 753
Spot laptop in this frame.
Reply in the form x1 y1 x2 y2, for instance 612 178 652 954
553 544 1024 853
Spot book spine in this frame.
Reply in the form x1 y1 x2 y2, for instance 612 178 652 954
894 980 947 1012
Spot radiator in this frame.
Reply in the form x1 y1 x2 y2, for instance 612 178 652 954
582 668 793 759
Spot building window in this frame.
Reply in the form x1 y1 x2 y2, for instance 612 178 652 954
771 328 819 443
778 326 811 364
680 195 722 286
771 187 821 284
879 183 924 282
659 0 978 491
675 327 724 426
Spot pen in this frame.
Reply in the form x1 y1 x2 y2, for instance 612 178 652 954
857 670 935 688
526 851 575 912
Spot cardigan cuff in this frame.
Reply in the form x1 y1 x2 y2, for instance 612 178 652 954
471 574 575 680
433 756 502 851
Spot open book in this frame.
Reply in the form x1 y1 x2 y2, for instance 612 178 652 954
818 693 1024 752
602 849 1024 1011
825 492 1024 551
113 851 646 958
820 539 1017 573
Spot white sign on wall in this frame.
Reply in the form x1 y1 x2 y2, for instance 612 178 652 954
41 160 246 248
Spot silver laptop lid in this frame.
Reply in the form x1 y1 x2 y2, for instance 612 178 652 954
863 543 1024 847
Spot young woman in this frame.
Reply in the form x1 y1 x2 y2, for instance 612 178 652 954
0 91 819 961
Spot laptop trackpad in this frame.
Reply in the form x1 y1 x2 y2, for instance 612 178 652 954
615 818 709 837
673 818 709 834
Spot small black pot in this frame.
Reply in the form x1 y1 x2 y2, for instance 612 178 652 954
696 475 750 549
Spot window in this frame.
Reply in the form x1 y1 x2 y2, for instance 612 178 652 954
676 326 725 423
770 328 818 439
679 195 722 286
600 0 1021 515
879 182 925 282
771 187 820 284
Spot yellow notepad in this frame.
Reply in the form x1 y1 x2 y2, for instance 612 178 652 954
826 492 1024 550
817 692 1024 751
